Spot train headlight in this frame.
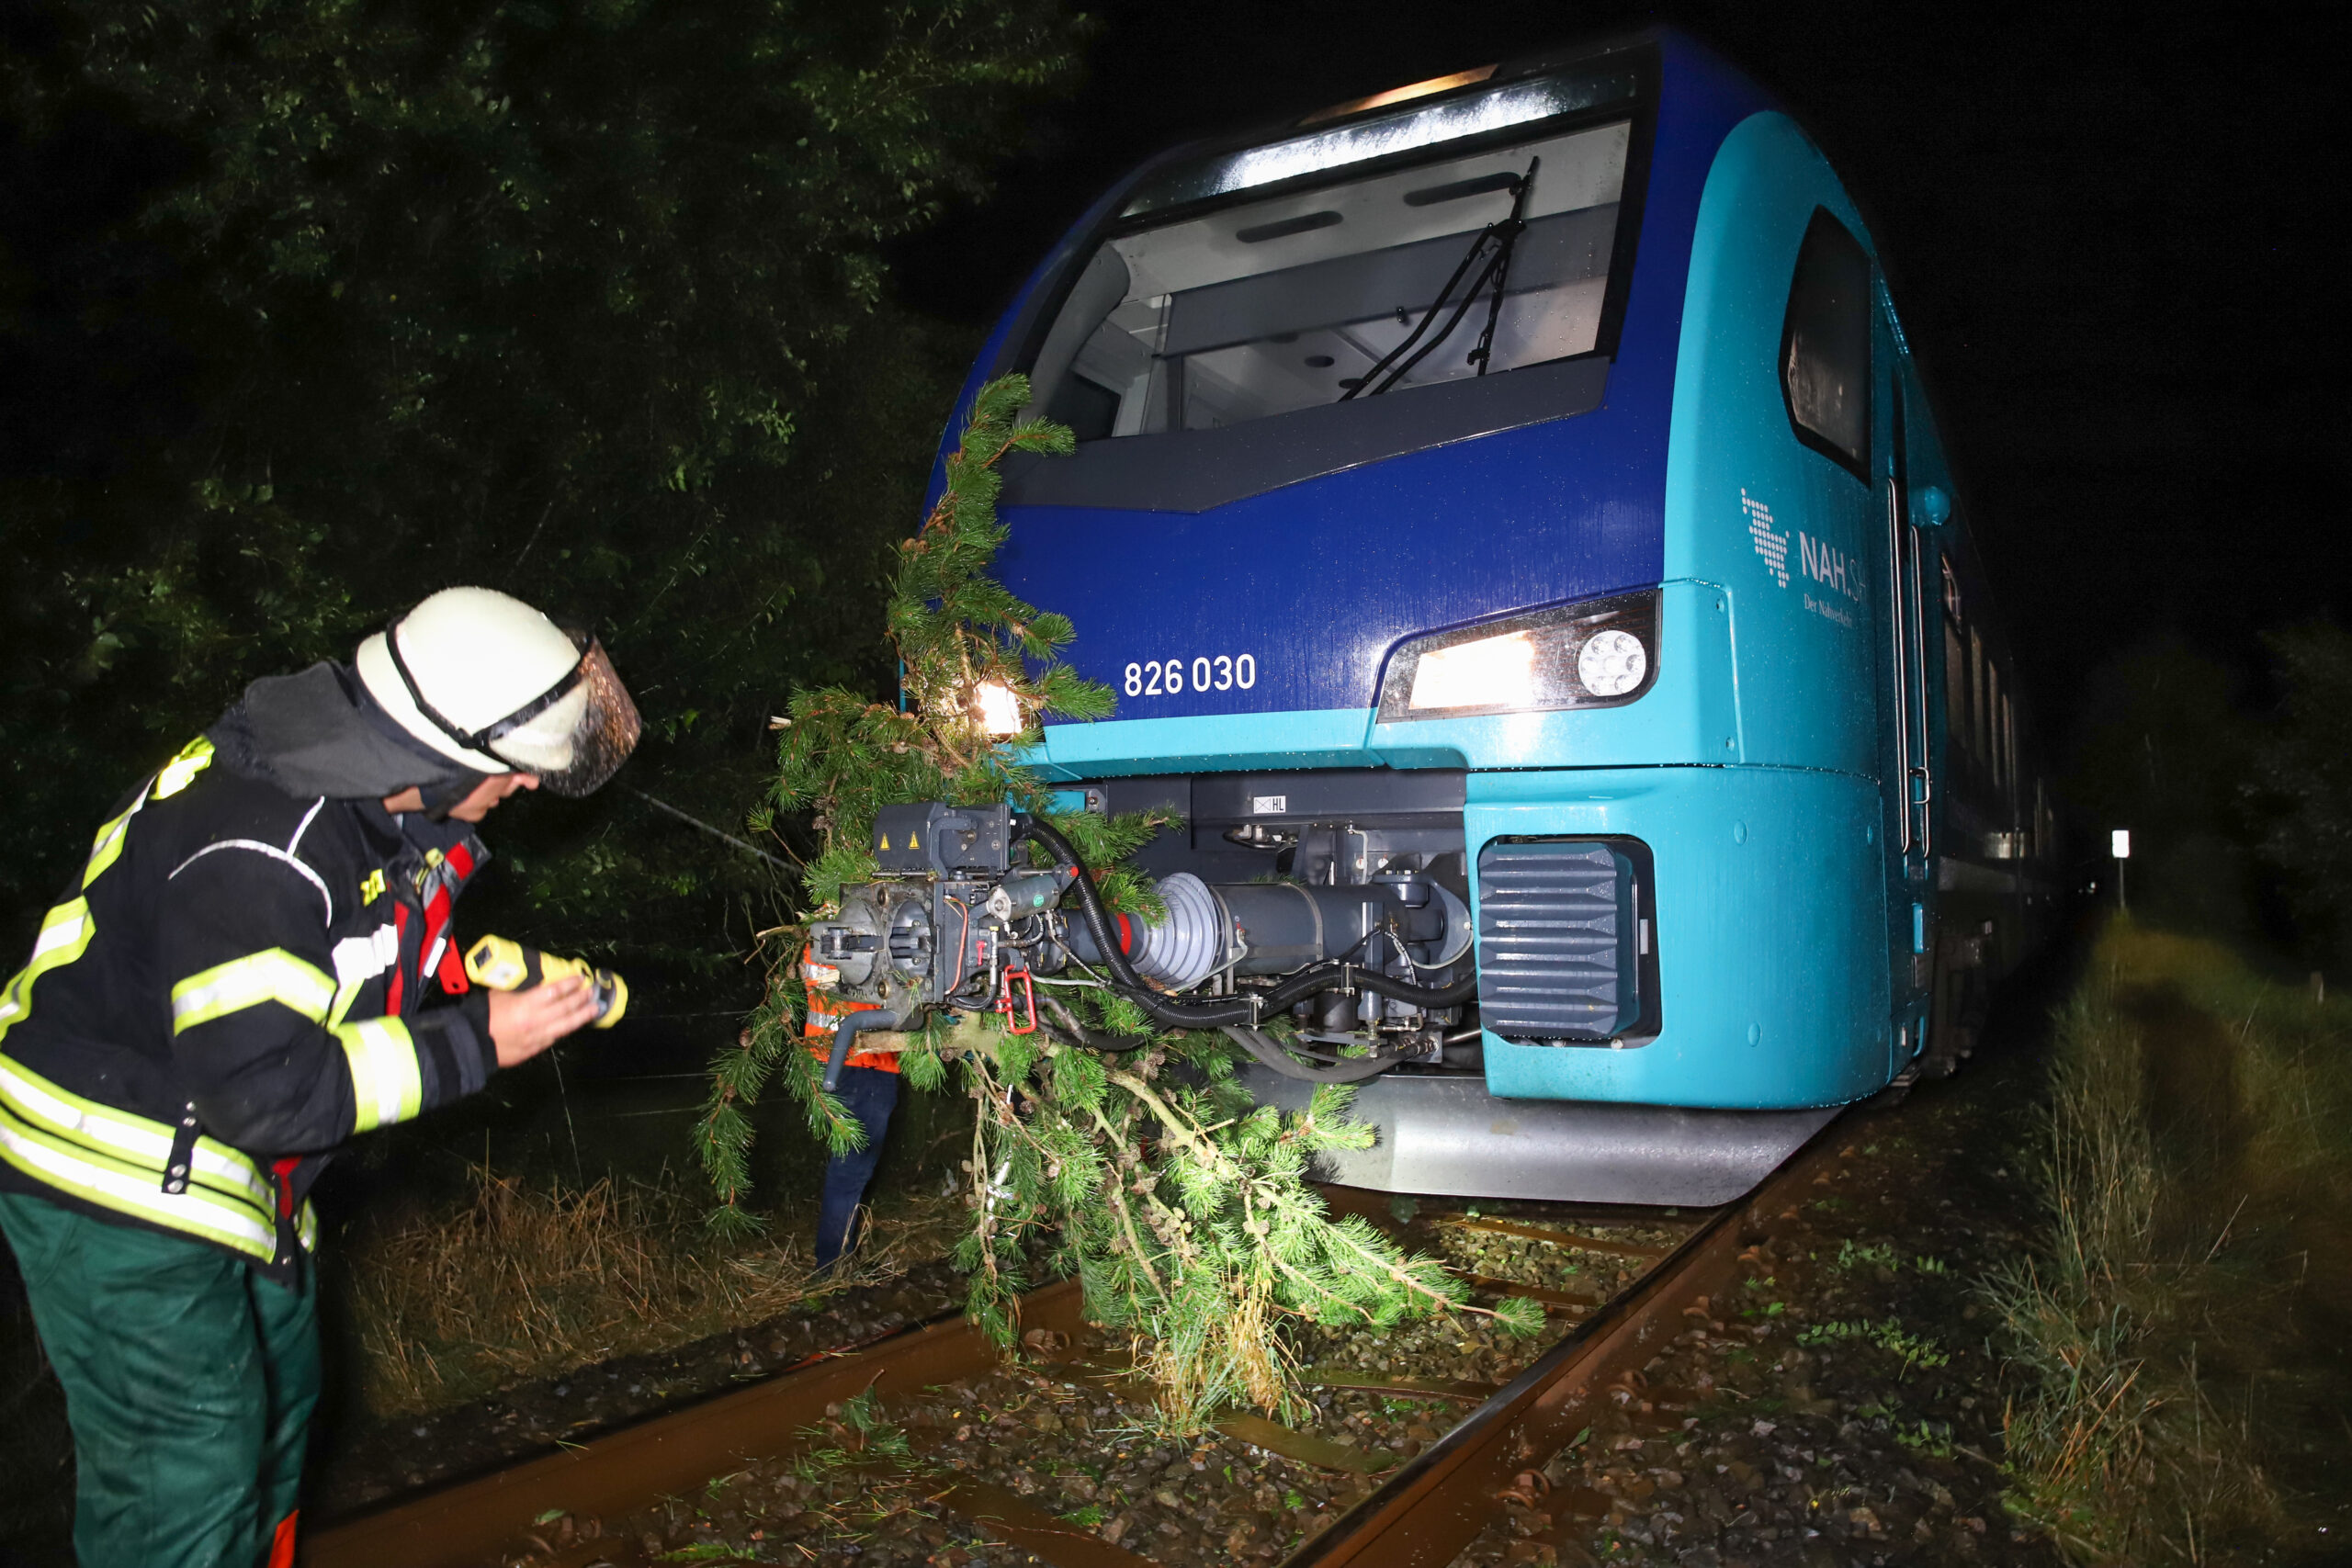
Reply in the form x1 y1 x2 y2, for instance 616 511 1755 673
1406 630 1538 712
972 680 1024 738
1576 628 1646 697
1377 591 1657 722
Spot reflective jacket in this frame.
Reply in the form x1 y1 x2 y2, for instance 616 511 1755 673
801 949 896 1075
0 732 499 1281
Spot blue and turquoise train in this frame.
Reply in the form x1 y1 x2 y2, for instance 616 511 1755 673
925 30 2056 1203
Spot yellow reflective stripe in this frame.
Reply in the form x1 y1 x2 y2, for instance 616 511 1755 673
0 899 96 1034
83 796 144 889
152 735 215 801
335 1017 422 1132
298 1199 320 1253
0 1055 272 1213
0 1114 275 1262
30 898 92 964
170 950 335 1033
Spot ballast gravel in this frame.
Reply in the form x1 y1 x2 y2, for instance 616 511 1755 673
1441 1055 2066 1568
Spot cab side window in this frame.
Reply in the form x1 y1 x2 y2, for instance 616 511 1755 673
1780 209 1872 477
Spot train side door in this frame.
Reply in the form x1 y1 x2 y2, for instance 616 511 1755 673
1877 313 1935 1067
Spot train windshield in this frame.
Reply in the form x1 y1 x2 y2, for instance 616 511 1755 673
1029 94 1634 441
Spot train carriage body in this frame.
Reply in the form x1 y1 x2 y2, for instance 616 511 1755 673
929 30 2052 1203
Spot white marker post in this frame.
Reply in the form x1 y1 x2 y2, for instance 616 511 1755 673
2111 828 2131 914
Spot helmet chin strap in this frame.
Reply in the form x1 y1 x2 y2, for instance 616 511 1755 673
414 771 490 821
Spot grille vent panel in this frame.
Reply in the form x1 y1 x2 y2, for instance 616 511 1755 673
1476 840 1638 1041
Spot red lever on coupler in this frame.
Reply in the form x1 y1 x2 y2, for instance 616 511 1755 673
996 964 1037 1035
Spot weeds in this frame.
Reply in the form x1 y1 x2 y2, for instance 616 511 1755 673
1832 1239 1900 1272
1983 918 2352 1564
339 1161 960 1416
1894 1420 1956 1460
1793 1316 1949 1375
792 1388 917 1479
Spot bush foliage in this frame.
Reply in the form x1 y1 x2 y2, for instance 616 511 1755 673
1 0 1082 967
2250 623 2352 964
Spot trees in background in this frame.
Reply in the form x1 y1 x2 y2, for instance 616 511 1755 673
2061 637 2258 938
2250 624 2352 966
2064 626 2352 964
1 0 1080 971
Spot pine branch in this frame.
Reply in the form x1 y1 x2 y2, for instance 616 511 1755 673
698 372 1505 1427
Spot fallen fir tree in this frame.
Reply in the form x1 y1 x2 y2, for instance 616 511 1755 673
695 374 1540 1425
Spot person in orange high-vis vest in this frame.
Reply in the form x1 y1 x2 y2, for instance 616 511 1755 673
801 951 899 1273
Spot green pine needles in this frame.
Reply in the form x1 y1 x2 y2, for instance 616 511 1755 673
695 374 1541 1426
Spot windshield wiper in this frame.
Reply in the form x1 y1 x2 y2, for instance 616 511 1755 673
1340 155 1539 401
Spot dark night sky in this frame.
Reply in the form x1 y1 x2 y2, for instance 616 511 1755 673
888 0 2346 749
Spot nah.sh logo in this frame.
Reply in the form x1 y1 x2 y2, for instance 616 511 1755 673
1797 532 1863 602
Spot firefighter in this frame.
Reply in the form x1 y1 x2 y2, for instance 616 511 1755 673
0 587 639 1568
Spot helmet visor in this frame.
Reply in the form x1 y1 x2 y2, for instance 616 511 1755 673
488 639 641 796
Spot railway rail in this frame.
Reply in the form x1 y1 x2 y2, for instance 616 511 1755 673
307 1117 1844 1568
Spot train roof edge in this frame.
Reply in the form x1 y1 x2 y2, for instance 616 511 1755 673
920 28 1800 517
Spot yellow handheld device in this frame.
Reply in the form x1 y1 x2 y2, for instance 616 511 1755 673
462 934 629 1028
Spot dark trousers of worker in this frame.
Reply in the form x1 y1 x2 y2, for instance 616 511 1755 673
814 1064 899 1271
0 1190 317 1568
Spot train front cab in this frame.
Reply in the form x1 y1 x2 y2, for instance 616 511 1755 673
973 35 2050 1204
1521 102 2052 1130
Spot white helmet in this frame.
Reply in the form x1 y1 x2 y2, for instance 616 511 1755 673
355 587 640 797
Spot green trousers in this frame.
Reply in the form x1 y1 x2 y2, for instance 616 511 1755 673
0 1190 318 1568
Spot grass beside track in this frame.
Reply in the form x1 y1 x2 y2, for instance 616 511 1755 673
336 1161 965 1416
1986 917 2352 1564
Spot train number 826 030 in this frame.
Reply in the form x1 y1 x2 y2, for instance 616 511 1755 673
1125 654 1257 696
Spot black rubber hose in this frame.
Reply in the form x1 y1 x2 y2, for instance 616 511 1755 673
1068 1026 1156 1052
1125 991 1261 1028
821 1009 899 1091
1011 816 1150 992
1078 947 1479 1031
1012 818 1269 1028
1257 964 1479 1014
1037 994 1154 1055
1222 1026 1406 1083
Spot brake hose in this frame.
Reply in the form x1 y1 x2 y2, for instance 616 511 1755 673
1011 815 1151 993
